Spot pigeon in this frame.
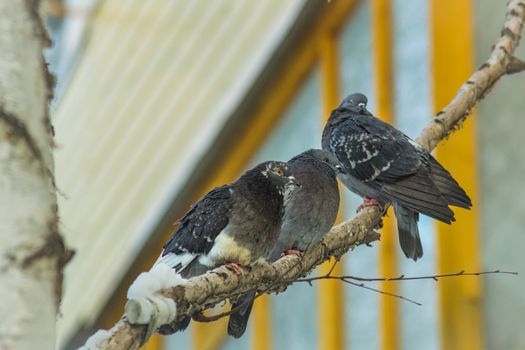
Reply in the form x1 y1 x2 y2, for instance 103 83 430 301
227 149 341 338
154 161 298 334
321 92 471 261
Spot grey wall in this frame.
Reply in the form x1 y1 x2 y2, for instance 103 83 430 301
475 1 525 349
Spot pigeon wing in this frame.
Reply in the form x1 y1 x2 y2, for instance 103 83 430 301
330 114 454 222
158 185 232 272
328 115 421 182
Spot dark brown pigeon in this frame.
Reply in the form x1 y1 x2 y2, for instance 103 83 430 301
154 161 298 334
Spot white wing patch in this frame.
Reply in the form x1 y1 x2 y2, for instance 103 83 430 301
356 144 379 164
366 160 394 182
153 251 196 272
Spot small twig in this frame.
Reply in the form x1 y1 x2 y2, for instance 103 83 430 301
297 270 517 284
294 270 517 306
340 278 421 306
507 56 525 74
326 258 340 276
194 254 305 323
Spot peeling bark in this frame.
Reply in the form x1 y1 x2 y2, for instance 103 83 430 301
0 1 70 349
80 1 525 349
416 0 525 151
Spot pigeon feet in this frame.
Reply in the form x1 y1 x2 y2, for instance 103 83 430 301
225 262 245 274
281 248 303 257
356 197 383 213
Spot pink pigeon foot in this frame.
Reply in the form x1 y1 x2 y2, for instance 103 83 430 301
224 262 245 274
356 197 383 213
281 248 303 257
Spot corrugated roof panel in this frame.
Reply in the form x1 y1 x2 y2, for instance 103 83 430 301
55 0 305 344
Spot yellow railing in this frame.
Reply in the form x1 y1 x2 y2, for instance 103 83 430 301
430 1 484 349
370 1 401 350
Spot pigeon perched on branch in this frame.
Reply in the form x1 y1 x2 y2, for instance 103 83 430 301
227 149 341 338
154 161 298 334
322 93 471 261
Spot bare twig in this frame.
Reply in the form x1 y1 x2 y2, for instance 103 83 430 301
81 1 525 349
297 270 518 284
506 56 525 74
340 279 422 306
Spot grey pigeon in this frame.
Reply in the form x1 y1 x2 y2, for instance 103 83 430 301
154 161 298 334
227 149 341 338
321 93 471 261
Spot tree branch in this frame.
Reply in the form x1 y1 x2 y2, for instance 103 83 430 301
416 0 525 152
80 1 525 349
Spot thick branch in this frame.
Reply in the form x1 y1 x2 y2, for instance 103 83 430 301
82 1 525 349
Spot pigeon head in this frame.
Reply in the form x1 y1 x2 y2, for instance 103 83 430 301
339 93 371 115
308 149 342 171
292 149 343 176
257 161 299 189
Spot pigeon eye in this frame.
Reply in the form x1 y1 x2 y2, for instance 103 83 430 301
275 169 283 176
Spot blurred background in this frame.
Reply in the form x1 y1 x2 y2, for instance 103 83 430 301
43 0 525 349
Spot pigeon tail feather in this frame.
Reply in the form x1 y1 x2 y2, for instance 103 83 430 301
228 291 256 338
393 203 423 261
157 316 191 335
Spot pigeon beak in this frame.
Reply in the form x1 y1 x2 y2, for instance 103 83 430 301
288 176 301 187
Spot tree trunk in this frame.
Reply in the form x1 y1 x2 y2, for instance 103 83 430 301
0 1 70 349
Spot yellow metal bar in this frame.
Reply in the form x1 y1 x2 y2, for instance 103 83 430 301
430 1 484 350
370 1 400 350
143 334 164 350
193 311 229 350
252 294 272 350
318 34 345 350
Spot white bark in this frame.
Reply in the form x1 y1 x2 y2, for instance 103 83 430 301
0 1 69 349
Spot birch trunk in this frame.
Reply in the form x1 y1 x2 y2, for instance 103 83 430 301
0 1 70 349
